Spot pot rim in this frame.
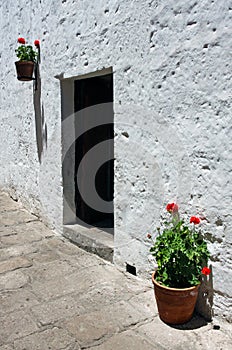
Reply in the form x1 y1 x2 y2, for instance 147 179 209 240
15 60 35 64
152 271 200 291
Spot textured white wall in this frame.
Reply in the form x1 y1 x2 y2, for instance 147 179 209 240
0 0 231 321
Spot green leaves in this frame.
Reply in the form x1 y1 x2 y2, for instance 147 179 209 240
150 217 210 288
15 45 37 62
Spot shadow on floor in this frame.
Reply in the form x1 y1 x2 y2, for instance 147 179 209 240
168 312 209 330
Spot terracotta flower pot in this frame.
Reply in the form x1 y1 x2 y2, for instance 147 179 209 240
15 61 34 81
152 271 200 324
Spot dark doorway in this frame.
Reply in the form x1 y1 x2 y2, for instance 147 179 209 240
74 73 114 230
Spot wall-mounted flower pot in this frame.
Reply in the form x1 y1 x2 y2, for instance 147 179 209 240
15 61 34 81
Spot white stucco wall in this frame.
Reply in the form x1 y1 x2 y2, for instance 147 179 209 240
0 0 231 321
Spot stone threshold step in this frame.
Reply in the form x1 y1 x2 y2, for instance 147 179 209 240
63 224 114 263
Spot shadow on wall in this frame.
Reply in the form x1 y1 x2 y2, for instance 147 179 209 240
196 264 214 322
33 62 47 163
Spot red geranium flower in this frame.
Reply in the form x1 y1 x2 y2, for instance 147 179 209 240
201 266 211 276
34 39 40 47
18 37 26 44
166 203 178 213
190 216 201 225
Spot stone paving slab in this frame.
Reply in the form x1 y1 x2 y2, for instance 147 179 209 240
38 236 87 256
27 240 62 264
0 256 32 274
0 226 17 238
31 294 85 326
30 264 119 302
0 310 39 344
135 317 232 350
135 319 201 350
23 259 79 283
0 345 14 350
87 330 159 350
0 269 30 291
0 191 231 350
0 243 38 261
0 221 54 246
0 289 39 316
13 328 80 350
60 300 147 348
0 210 38 227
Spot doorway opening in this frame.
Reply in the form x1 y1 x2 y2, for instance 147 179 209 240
74 72 114 230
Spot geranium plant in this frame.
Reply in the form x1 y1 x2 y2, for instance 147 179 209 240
148 203 211 288
15 37 39 62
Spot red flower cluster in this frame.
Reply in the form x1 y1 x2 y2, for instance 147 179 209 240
18 37 25 44
190 216 201 225
34 39 40 47
166 203 178 213
17 38 40 47
201 266 211 276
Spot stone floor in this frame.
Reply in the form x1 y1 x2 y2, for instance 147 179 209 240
0 191 231 350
